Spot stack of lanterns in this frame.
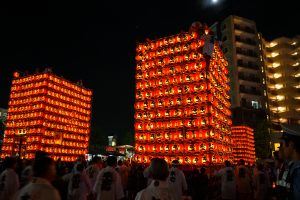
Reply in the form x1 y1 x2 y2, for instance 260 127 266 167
1 72 93 161
134 26 233 166
231 126 256 165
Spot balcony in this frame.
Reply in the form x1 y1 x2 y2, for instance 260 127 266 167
238 62 260 70
240 88 262 96
236 49 258 58
236 37 257 46
234 24 256 34
238 75 261 83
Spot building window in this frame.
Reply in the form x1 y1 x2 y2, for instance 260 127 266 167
251 100 259 109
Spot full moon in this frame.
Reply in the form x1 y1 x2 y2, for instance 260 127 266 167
212 0 218 3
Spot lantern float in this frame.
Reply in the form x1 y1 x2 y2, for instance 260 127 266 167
134 24 233 166
231 126 256 165
1 71 93 161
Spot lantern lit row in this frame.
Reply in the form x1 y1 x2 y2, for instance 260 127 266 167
7 104 90 122
135 154 231 165
135 142 231 153
11 79 91 102
135 130 231 142
136 32 199 52
12 73 91 96
136 40 205 61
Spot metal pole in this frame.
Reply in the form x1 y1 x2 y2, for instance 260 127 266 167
18 136 22 158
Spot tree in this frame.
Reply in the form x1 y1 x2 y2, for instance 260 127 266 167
88 127 108 155
119 131 134 146
254 120 271 159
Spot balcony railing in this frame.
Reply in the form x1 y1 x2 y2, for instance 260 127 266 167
238 63 260 70
240 88 262 96
238 75 261 83
236 49 258 58
234 24 256 34
235 37 257 46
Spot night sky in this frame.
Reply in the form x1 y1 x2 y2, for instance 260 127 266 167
0 0 299 139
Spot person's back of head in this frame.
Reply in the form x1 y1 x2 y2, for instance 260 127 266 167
33 152 56 181
117 160 123 166
150 158 169 181
92 156 101 165
76 163 84 172
256 163 264 172
224 160 231 168
200 167 206 174
239 159 245 166
106 155 117 167
192 168 199 175
35 150 48 159
171 160 179 168
4 156 17 169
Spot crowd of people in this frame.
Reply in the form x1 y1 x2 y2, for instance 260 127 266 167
0 124 299 200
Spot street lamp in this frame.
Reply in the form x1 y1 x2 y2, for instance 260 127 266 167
16 129 27 158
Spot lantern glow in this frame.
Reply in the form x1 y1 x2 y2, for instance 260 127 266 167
1 72 92 161
231 126 256 165
134 28 232 166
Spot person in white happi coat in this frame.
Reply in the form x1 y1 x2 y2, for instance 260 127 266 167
86 156 102 188
65 163 92 200
15 154 61 200
216 160 237 200
0 157 19 200
135 158 176 200
93 155 124 200
167 160 188 200
235 159 252 200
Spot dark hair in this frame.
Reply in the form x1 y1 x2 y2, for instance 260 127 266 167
106 156 117 167
118 160 123 166
282 135 300 154
149 158 169 181
4 157 17 169
35 150 48 159
257 163 264 171
92 156 101 163
200 167 206 174
33 156 54 177
193 168 199 175
76 164 84 172
225 160 231 167
239 159 245 165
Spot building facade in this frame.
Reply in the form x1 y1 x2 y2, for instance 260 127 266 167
211 15 268 127
134 24 233 166
1 71 92 161
263 36 300 143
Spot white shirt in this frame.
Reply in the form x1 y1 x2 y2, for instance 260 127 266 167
0 168 19 200
235 165 252 194
86 164 101 188
143 166 152 186
167 167 188 200
135 180 176 200
65 171 92 200
93 166 124 200
218 167 236 200
116 164 129 189
15 177 61 200
21 166 33 187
